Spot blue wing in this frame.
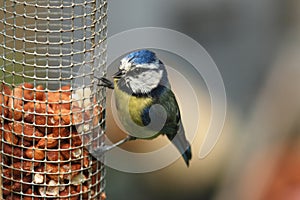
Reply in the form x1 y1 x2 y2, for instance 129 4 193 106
141 85 192 166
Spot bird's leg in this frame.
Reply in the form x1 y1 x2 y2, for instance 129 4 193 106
90 135 137 156
103 135 137 152
96 76 114 89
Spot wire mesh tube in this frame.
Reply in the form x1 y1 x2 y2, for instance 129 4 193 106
0 0 107 199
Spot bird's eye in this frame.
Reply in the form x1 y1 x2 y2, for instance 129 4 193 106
133 68 141 73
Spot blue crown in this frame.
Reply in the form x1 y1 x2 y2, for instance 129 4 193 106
125 50 157 65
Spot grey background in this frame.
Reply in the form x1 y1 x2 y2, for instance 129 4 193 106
105 0 297 200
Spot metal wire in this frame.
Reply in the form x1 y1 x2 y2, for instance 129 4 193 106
0 0 107 199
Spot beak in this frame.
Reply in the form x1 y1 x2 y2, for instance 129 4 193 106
112 70 123 78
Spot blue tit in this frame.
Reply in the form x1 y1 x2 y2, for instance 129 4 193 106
98 50 192 166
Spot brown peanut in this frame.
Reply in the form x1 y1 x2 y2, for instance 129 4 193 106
21 82 34 101
71 107 84 125
3 123 18 145
36 84 46 101
3 144 22 158
52 125 70 137
48 91 71 111
25 146 45 160
60 143 83 161
5 194 21 200
12 161 36 177
71 132 83 147
77 185 89 199
60 163 81 180
3 168 12 183
24 188 41 200
1 82 103 199
59 186 79 200
60 143 71 160
47 150 60 161
11 175 32 193
93 104 103 126
0 84 10 119
8 87 23 120
45 163 63 182
83 149 90 168
24 101 55 133
53 107 84 125
100 192 107 200
61 85 72 96
18 137 33 147
3 184 12 196
9 121 44 141
37 134 58 148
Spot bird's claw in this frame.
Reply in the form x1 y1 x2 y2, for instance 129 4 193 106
89 144 113 157
89 135 137 157
96 76 114 89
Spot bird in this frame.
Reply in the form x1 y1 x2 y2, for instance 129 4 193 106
98 49 192 166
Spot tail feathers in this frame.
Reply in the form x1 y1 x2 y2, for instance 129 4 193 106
167 123 192 167
182 145 192 167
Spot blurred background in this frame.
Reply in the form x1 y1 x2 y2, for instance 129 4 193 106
105 0 300 200
1 0 299 199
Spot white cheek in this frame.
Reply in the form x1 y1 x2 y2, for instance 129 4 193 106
146 71 162 84
120 61 131 71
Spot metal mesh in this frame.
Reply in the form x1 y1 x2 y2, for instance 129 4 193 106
0 0 107 199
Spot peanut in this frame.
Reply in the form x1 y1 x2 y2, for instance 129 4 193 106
33 173 44 184
77 185 89 199
61 85 72 95
0 84 10 118
12 161 35 177
60 143 71 160
52 125 70 137
0 93 8 118
37 134 58 148
3 184 12 196
3 144 22 158
45 163 63 182
93 104 103 126
71 132 83 147
25 146 45 160
3 123 18 145
36 84 45 101
9 121 44 141
11 175 32 193
61 163 81 180
71 106 84 125
1 82 103 199
5 194 21 200
60 143 84 160
100 192 107 200
24 188 41 200
59 186 79 200
24 101 55 133
21 82 34 101
8 87 23 120
83 149 90 168
3 168 12 182
46 180 60 196
47 150 60 161
48 91 71 111
53 107 84 125
18 137 33 147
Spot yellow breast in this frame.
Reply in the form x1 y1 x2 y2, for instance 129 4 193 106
113 80 153 127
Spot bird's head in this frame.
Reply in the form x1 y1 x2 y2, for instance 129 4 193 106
114 50 168 95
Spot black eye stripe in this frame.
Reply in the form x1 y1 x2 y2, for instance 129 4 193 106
131 67 146 73
134 68 142 72
128 57 135 63
126 67 161 78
